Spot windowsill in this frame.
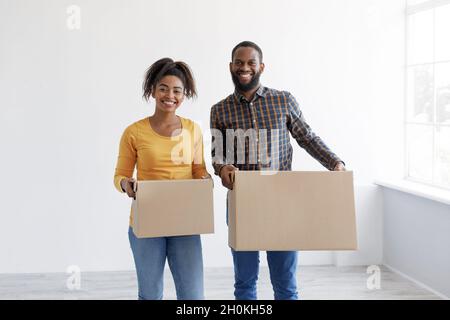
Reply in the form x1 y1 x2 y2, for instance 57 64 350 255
374 179 450 206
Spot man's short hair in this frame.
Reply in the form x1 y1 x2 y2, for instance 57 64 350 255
231 41 263 62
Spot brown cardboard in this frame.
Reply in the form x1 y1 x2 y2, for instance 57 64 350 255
132 179 214 238
228 171 357 251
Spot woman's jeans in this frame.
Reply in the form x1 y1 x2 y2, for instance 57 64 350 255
128 227 204 300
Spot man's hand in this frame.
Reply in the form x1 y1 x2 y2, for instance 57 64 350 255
121 177 136 199
219 165 238 190
333 162 346 171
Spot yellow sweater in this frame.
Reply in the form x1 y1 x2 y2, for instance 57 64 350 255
114 116 209 224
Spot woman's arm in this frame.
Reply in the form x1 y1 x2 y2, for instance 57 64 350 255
191 123 210 179
114 125 137 196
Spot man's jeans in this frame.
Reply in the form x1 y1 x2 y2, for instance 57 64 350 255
227 191 299 300
128 227 204 300
231 250 298 300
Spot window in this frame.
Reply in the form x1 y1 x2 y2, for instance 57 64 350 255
406 0 450 189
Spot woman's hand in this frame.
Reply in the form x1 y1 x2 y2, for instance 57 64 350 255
201 173 214 188
201 173 212 179
121 177 136 199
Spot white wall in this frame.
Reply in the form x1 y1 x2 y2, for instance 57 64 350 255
0 0 404 273
382 188 450 298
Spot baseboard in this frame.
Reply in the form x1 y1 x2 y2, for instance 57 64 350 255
383 263 449 300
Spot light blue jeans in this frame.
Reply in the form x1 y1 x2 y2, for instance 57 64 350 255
128 227 204 300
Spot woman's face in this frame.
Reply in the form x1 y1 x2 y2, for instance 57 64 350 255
152 75 185 114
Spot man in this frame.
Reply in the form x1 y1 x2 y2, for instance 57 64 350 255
210 41 346 300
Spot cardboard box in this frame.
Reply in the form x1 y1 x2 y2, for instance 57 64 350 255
132 179 214 238
228 171 357 251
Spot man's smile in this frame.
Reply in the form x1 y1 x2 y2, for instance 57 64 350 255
237 72 253 82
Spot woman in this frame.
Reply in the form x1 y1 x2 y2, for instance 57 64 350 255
113 58 211 300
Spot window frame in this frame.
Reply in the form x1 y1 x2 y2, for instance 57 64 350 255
405 0 450 190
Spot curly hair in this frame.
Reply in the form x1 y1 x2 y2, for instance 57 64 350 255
142 58 197 101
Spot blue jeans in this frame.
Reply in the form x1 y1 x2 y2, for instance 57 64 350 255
226 191 299 300
231 249 298 300
128 227 204 300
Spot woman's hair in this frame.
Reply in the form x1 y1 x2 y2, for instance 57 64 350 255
142 58 197 101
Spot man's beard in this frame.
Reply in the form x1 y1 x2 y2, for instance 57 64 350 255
231 71 261 92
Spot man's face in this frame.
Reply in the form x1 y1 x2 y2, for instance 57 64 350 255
230 47 265 92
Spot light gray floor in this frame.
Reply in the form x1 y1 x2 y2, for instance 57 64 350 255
0 265 441 300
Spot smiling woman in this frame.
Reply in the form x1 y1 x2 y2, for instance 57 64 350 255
142 58 197 101
113 58 212 300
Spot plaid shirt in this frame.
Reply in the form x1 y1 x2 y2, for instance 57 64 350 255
210 86 344 175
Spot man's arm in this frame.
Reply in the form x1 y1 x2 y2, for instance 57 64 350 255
286 92 345 171
210 106 238 189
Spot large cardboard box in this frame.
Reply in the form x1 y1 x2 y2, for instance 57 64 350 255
228 171 357 251
132 179 214 238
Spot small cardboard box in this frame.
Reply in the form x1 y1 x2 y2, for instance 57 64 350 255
228 171 357 251
132 179 214 238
